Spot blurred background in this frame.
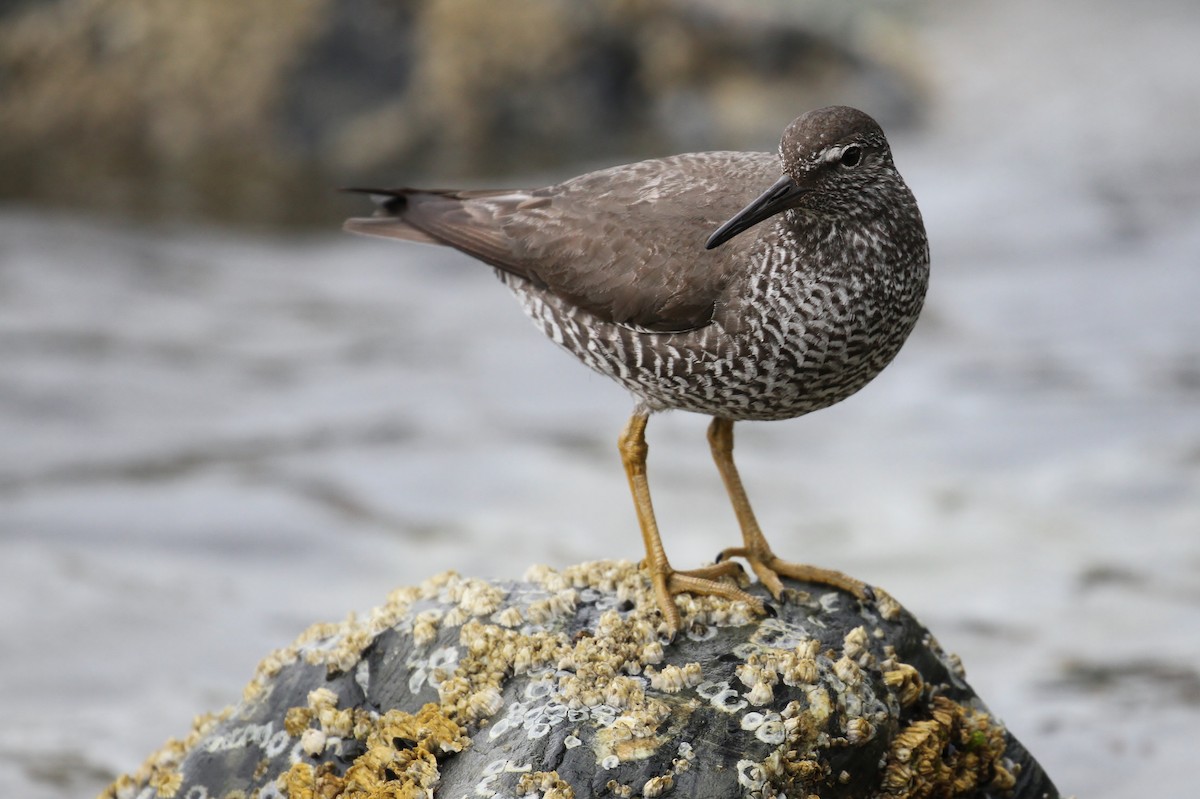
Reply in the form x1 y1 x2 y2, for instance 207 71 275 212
1 0 1197 797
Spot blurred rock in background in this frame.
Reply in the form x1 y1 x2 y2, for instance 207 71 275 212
0 0 925 227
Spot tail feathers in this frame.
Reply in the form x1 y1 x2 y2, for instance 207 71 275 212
341 187 442 245
341 186 533 253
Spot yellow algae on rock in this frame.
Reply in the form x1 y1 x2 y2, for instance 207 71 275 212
880 696 1014 799
100 559 1055 799
284 705 314 737
243 578 424 701
98 708 230 799
440 619 566 724
280 703 468 799
883 662 925 708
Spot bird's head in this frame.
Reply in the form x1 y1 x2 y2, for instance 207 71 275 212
706 106 900 250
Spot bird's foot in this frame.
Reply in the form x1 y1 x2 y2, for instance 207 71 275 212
644 560 766 638
716 547 871 602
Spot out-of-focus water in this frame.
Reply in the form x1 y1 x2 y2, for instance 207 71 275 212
2 1 1198 796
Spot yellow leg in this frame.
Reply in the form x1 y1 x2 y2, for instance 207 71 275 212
618 412 764 635
708 417 869 599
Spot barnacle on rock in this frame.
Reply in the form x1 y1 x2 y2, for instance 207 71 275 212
100 560 1053 799
880 696 1014 799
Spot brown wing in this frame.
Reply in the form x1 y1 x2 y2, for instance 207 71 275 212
344 151 780 332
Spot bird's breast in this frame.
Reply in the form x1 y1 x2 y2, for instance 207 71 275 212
496 217 928 422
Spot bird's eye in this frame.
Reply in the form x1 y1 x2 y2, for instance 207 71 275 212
840 146 862 168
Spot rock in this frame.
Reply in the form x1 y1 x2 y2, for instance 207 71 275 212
101 560 1058 799
0 0 926 226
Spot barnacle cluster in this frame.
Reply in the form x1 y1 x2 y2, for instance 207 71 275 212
98 709 230 799
879 696 1015 799
100 559 1018 799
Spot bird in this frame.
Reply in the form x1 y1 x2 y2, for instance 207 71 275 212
344 105 929 635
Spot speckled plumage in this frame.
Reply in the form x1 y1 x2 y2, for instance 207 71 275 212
347 107 928 422
346 106 930 634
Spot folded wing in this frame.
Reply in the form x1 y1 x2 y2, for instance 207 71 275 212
344 152 778 333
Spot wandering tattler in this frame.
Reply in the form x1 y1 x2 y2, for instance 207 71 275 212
345 106 929 634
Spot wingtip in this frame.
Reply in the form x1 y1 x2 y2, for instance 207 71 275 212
339 186 400 195
341 187 411 215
